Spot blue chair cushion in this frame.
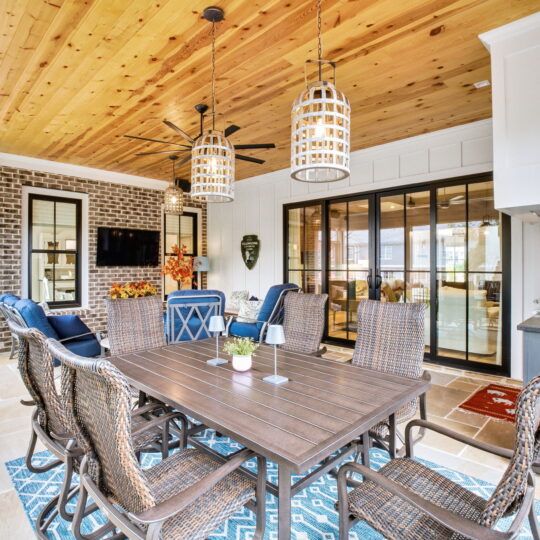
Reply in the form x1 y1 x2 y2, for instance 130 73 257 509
2 294 20 307
63 338 101 358
14 299 59 339
48 315 95 341
228 320 262 340
257 283 298 323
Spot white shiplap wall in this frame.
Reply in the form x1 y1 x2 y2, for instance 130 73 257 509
208 119 540 379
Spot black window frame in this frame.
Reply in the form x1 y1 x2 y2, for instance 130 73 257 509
163 211 199 297
28 193 82 308
283 173 511 377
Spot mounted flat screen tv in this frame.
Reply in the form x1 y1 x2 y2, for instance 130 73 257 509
96 227 160 267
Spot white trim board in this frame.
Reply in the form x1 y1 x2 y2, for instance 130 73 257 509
0 152 168 191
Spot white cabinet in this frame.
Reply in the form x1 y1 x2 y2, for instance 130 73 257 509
480 13 540 222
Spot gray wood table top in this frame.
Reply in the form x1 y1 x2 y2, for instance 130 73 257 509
110 338 430 473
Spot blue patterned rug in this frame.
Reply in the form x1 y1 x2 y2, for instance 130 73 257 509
5 428 539 539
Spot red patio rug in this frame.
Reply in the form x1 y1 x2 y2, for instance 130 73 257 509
458 383 520 422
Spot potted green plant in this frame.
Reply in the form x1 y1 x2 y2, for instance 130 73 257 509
223 337 259 372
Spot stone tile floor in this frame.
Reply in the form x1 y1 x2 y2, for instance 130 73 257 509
0 348 536 538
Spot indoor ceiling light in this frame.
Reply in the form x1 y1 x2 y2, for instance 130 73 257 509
163 155 183 215
191 7 235 203
291 0 350 183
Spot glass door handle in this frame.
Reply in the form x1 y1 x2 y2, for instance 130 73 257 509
375 274 382 289
366 269 373 289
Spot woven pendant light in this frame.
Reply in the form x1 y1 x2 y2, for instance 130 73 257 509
191 7 235 203
163 156 183 215
291 0 350 182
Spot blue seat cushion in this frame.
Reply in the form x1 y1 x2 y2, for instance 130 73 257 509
48 315 95 341
63 338 101 358
14 299 59 339
2 294 20 307
228 320 262 340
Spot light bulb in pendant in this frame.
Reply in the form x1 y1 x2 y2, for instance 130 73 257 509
314 118 326 138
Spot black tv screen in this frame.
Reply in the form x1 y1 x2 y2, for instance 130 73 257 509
96 227 160 267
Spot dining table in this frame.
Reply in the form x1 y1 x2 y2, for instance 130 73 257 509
110 338 431 540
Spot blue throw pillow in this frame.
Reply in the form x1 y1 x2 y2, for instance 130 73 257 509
48 315 94 341
14 299 59 339
3 294 20 307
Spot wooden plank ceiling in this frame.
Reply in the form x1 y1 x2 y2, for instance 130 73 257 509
0 0 538 183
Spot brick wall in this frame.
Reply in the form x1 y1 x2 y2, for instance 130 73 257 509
0 165 207 352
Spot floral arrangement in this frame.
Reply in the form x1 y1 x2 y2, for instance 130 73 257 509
223 337 259 357
109 280 157 299
162 244 198 288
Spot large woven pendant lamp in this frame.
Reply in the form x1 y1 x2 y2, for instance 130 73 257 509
163 155 183 215
291 0 350 183
191 7 235 203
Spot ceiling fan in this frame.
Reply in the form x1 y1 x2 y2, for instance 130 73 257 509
124 103 275 168
439 191 465 209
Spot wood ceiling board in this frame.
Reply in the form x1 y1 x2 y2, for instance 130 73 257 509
0 0 538 182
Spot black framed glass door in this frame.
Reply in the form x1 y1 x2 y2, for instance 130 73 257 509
284 174 510 375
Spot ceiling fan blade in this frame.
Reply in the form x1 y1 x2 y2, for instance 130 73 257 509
163 120 195 144
235 154 265 164
233 143 275 150
176 154 192 167
124 135 191 148
224 124 241 138
135 149 191 156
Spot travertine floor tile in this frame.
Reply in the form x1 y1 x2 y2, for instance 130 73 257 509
0 489 34 539
446 409 488 428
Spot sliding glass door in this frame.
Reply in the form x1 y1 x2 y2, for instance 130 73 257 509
284 175 510 375
327 199 373 341
378 190 431 354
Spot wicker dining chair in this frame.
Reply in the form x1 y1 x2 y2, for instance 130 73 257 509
352 300 429 462
282 292 328 355
8 319 185 539
105 295 166 356
47 338 267 540
337 375 540 540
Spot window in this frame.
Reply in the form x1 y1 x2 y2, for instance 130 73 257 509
164 212 198 295
28 194 82 307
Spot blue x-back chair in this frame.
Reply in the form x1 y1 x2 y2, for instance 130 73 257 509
166 289 225 343
226 283 300 343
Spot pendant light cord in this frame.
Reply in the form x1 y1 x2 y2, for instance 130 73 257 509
211 20 217 130
317 0 323 80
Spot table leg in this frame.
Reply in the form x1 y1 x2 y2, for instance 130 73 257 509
278 463 292 540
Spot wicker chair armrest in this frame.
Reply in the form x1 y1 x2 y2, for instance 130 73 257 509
338 463 512 540
58 331 98 343
130 411 186 439
405 419 513 459
130 448 255 524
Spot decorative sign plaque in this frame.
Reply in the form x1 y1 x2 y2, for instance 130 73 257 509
241 234 260 270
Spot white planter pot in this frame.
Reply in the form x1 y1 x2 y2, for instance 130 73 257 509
232 354 252 372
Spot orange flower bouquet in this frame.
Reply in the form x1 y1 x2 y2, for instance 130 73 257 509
161 244 197 289
109 280 157 299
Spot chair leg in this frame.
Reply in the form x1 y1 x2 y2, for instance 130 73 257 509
36 492 61 539
58 454 79 521
71 480 117 540
529 505 540 540
25 426 62 473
